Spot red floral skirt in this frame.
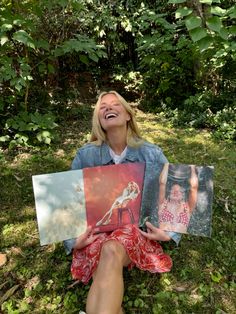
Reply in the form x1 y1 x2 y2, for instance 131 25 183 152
71 224 172 284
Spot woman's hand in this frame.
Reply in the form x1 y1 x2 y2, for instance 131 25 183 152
74 226 101 250
140 221 171 242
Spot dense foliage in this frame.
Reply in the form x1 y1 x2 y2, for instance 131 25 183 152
0 0 236 147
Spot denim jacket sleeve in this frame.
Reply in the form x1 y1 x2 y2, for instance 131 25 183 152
64 238 76 255
167 231 181 245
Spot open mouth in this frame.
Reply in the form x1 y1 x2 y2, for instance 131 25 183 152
104 112 118 120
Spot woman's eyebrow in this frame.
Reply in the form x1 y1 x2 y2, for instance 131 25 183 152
100 101 120 106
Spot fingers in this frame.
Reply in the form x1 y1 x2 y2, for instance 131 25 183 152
84 225 93 236
75 226 101 250
89 233 101 243
85 225 98 237
139 221 155 235
145 221 156 231
140 229 154 240
139 229 146 237
139 225 154 240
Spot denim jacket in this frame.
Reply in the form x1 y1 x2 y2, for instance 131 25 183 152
64 141 181 254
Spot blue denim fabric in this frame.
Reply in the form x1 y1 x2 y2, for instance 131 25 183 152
64 141 181 254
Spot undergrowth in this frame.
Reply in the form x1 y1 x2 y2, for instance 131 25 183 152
0 105 235 314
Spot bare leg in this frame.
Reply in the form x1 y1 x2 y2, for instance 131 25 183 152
96 207 114 226
86 240 130 314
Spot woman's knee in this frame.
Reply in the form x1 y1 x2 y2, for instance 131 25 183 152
100 240 129 266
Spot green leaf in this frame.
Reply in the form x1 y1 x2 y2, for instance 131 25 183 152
1 35 8 46
13 30 29 44
38 63 47 73
0 284 20 304
47 64 55 74
219 27 228 40
13 30 35 49
228 6 236 19
0 135 10 142
16 135 29 145
175 7 193 19
197 36 213 51
206 16 222 33
168 0 186 3
53 47 63 57
211 6 227 16
211 272 222 283
79 55 89 65
215 49 228 58
1 24 13 31
36 39 50 50
121 18 132 32
229 25 236 36
189 27 208 42
89 53 99 63
13 19 24 26
185 16 202 31
58 0 68 8
163 278 171 285
37 131 52 144
200 0 212 4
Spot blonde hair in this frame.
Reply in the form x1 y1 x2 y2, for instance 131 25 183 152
90 91 143 147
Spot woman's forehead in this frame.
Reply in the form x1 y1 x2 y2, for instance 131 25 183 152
172 184 181 190
100 93 119 104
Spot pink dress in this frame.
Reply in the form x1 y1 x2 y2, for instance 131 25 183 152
71 224 172 284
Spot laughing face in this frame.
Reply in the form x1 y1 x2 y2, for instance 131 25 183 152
98 93 131 131
169 184 184 202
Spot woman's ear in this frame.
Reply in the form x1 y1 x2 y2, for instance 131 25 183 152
126 114 131 121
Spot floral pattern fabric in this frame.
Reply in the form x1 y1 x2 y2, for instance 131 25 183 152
71 224 172 284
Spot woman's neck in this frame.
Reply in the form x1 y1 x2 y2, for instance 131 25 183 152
106 128 127 155
108 140 127 155
169 199 182 206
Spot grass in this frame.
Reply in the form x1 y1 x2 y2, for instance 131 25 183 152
0 105 236 314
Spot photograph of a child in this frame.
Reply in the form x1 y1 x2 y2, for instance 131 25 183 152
157 163 214 236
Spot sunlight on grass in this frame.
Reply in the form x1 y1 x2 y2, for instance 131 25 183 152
2 221 38 248
1 107 235 314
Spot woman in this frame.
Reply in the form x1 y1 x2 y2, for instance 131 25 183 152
96 181 140 226
158 163 199 233
64 91 181 314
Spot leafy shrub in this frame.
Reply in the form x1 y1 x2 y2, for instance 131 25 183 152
165 92 236 142
211 106 236 141
137 27 198 112
0 111 58 148
112 70 143 100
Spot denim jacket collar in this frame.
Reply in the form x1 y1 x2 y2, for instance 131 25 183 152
101 142 139 165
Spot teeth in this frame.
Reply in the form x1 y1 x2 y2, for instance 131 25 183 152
105 113 117 119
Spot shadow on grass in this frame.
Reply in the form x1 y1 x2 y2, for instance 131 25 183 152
0 111 235 313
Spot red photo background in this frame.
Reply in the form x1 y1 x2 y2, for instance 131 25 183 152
83 163 145 233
